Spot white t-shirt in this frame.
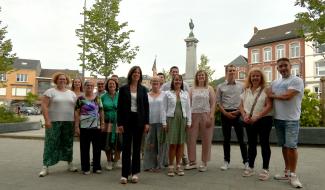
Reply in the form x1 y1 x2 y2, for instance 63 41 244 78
43 88 77 121
271 75 304 120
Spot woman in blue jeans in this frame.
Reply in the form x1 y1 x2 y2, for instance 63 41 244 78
239 68 273 181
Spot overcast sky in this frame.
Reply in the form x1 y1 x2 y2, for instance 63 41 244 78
0 0 304 79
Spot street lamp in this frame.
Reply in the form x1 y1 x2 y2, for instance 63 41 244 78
82 0 86 80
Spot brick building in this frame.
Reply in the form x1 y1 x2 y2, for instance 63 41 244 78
244 22 305 83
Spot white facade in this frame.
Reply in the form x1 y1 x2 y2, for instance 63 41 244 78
305 41 325 95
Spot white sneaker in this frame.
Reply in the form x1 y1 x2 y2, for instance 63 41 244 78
244 162 249 170
220 161 229 171
274 170 290 180
67 162 78 172
39 166 48 177
106 161 113 170
242 167 255 177
113 161 121 168
290 173 303 188
184 163 197 170
83 171 90 175
198 165 208 172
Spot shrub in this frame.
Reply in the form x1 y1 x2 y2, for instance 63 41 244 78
0 106 27 123
300 89 321 127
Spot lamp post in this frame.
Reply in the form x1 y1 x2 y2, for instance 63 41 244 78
82 0 86 80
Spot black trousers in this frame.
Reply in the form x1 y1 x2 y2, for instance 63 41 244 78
80 128 102 172
221 110 248 164
121 112 144 178
245 116 273 169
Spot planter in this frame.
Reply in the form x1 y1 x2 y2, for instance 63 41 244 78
210 126 325 145
0 121 41 133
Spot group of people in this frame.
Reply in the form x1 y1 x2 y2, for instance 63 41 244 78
38 57 303 188
216 58 303 188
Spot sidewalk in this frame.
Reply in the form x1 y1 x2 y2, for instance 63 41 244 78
0 129 324 190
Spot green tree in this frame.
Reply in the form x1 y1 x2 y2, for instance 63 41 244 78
76 0 139 79
300 89 321 127
25 92 38 106
295 0 325 51
198 54 215 82
161 68 171 82
0 7 16 86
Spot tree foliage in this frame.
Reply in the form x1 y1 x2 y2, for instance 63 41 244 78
198 54 215 82
295 0 325 46
161 68 171 82
0 7 16 79
76 0 139 79
300 89 321 127
25 92 38 106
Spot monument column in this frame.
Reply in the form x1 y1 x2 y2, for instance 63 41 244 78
184 19 199 85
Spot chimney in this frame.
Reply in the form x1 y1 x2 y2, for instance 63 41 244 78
254 26 258 34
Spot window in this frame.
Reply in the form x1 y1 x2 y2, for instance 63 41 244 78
11 88 31 96
315 43 325 54
239 71 246 80
0 88 6 96
263 47 272 62
316 61 325 76
263 67 272 82
276 44 285 59
291 64 300 77
16 74 28 82
290 42 300 58
252 49 259 63
0 73 6 81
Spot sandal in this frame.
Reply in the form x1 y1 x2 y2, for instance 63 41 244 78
176 165 184 176
167 165 175 177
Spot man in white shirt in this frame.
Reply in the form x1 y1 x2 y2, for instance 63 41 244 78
161 66 190 92
267 58 304 188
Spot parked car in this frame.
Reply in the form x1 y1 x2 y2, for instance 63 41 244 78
20 107 41 115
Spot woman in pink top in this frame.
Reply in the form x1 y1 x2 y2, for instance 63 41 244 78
186 70 216 172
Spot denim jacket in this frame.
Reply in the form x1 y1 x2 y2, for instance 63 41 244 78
162 90 191 126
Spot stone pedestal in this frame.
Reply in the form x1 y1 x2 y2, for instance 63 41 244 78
184 36 199 86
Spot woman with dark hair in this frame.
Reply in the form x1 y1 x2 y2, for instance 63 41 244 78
239 68 272 180
163 74 191 177
101 79 122 170
117 66 149 184
39 72 78 177
71 78 84 97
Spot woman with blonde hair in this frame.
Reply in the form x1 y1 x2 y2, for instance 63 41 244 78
185 70 216 172
39 73 78 177
239 68 273 180
143 76 167 172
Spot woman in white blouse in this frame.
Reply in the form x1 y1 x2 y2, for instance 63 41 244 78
143 76 167 171
186 70 216 172
239 68 272 180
